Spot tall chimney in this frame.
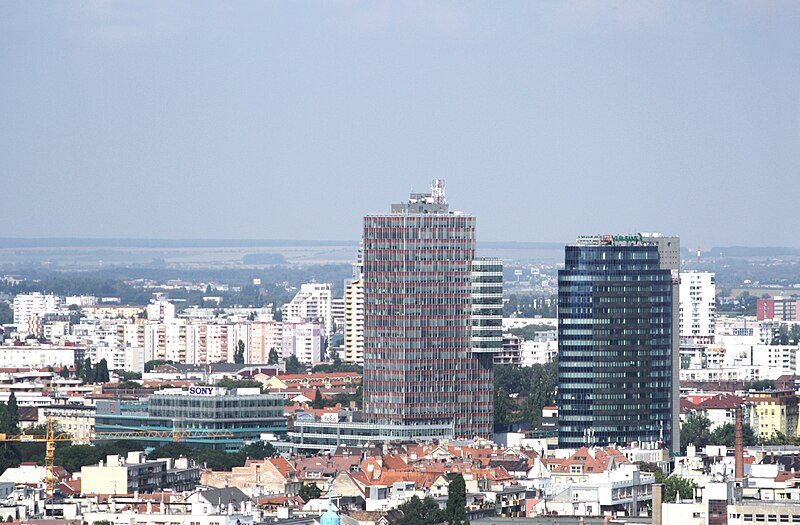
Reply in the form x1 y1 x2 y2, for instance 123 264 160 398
652 483 663 525
735 405 744 479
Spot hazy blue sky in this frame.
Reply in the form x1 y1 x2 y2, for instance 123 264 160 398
2 2 798 248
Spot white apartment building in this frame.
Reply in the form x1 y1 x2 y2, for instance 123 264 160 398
91 345 126 371
343 277 364 364
331 297 345 333
0 345 75 370
65 295 97 307
187 323 234 365
281 321 325 365
118 323 146 350
39 404 96 444
69 320 119 348
144 322 188 363
680 271 716 344
750 344 799 375
146 300 176 323
12 292 61 328
42 321 70 343
124 346 145 373
248 321 282 363
282 283 333 336
520 336 558 366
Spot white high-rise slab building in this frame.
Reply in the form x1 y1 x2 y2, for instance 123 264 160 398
343 277 364 364
248 321 283 363
680 271 716 344
12 292 61 328
282 283 333 337
281 321 325 365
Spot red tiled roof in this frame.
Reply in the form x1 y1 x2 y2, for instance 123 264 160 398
696 394 746 410
775 470 799 482
680 398 698 413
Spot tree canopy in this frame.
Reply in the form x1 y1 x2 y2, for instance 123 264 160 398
284 355 306 374
234 340 245 364
493 362 556 427
663 476 698 503
446 474 468 525
299 483 321 502
146 440 277 471
680 412 758 452
397 496 445 525
680 412 713 452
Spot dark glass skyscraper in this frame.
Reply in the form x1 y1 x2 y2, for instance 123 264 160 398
557 234 679 451
361 181 494 438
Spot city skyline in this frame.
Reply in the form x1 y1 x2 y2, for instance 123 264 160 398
2 3 799 248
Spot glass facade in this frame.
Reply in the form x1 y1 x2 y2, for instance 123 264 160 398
557 243 674 450
95 388 286 450
361 194 494 438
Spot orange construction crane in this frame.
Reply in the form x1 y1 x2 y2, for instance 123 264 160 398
0 417 234 500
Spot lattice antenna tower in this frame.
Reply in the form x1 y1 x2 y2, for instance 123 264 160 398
431 179 446 204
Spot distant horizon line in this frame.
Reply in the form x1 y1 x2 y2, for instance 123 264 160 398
0 237 798 252
0 237 564 250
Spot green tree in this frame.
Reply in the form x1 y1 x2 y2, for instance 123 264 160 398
59 365 71 379
239 441 276 460
635 462 666 484
234 340 245 364
710 422 757 447
298 482 321 502
680 412 713 453
446 474 468 525
81 357 93 383
745 379 775 391
55 445 104 473
95 359 110 383
284 355 305 374
116 380 143 390
193 449 242 471
6 392 19 433
216 378 262 390
0 303 12 324
268 348 279 365
521 362 557 427
762 431 800 446
312 388 325 409
397 496 445 525
115 370 142 381
147 442 192 460
494 387 516 425
144 359 173 372
790 324 800 345
507 324 556 340
312 361 363 374
0 447 20 474
0 404 10 435
663 476 698 503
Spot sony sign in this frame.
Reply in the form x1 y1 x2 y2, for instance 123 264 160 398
188 386 216 396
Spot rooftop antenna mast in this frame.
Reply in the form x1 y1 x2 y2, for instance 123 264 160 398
431 179 446 204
